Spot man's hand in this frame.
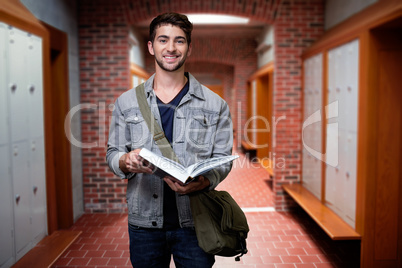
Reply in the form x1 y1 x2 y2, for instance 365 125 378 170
164 175 210 195
119 149 153 174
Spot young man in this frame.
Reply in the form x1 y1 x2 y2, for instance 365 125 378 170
106 12 233 267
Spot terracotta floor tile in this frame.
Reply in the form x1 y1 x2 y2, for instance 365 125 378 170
103 250 123 258
281 255 302 263
274 241 293 248
269 248 289 256
87 257 110 266
107 257 129 266
98 244 118 251
275 264 297 268
67 257 90 266
280 235 298 242
85 250 105 258
80 244 100 251
286 248 307 256
261 255 283 264
295 264 316 268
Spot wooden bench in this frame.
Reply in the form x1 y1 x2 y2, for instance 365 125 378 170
283 183 361 240
12 230 81 268
241 140 257 160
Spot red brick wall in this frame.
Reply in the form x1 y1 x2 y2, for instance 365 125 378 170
79 0 131 213
273 0 324 210
78 0 324 213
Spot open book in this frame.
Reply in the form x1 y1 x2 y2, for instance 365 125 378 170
139 148 239 185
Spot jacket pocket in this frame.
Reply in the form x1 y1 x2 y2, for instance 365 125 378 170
187 110 218 147
124 109 150 148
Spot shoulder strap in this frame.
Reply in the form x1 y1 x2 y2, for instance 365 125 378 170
135 83 180 163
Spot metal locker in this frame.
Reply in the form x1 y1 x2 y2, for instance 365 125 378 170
27 35 44 139
325 122 338 208
325 40 359 228
0 22 15 268
26 34 47 244
336 129 348 216
30 137 46 244
0 144 15 267
0 23 9 147
342 132 357 227
3 24 47 264
302 54 323 199
12 141 32 260
344 40 359 133
8 27 29 143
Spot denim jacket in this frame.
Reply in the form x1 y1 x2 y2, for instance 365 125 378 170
106 72 233 228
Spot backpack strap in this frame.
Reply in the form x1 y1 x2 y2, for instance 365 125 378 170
135 83 180 163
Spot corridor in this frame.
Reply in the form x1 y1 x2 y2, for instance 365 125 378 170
52 149 360 268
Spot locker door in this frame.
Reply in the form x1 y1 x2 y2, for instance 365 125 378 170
0 23 16 268
342 39 359 227
325 50 338 209
27 35 44 138
8 27 28 143
8 27 32 261
302 54 323 199
325 40 359 227
12 141 32 260
0 24 9 146
26 35 47 243
29 137 46 243
0 146 14 268
344 40 359 133
342 132 357 227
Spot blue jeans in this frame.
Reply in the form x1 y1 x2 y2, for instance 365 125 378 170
128 224 215 268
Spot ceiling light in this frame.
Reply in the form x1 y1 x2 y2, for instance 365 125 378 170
187 14 250 25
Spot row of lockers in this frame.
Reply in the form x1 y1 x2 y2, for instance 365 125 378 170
302 39 359 228
0 23 47 267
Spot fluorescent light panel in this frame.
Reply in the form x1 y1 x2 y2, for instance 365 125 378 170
187 14 249 25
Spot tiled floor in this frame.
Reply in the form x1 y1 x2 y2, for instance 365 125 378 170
52 150 360 268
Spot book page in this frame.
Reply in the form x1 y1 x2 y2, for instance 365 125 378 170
188 155 239 178
139 148 190 183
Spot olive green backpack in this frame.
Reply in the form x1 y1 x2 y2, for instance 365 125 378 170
136 83 249 261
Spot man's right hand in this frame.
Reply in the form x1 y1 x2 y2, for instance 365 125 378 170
119 148 153 174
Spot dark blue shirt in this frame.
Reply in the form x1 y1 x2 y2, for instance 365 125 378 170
156 80 189 229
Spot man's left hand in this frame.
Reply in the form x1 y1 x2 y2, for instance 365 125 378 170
164 175 210 195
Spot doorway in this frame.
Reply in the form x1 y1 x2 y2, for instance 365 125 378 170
42 22 74 230
364 17 402 266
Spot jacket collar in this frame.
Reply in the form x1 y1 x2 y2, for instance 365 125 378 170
143 72 205 101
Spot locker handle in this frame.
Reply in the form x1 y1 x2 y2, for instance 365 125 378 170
15 194 20 204
29 85 35 93
33 186 38 194
10 83 17 92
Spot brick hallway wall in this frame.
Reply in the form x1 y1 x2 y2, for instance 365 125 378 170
79 0 131 213
78 0 324 213
273 0 324 210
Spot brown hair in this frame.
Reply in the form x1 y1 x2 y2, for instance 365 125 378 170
149 12 193 44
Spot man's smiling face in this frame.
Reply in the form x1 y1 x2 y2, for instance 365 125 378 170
148 24 192 73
